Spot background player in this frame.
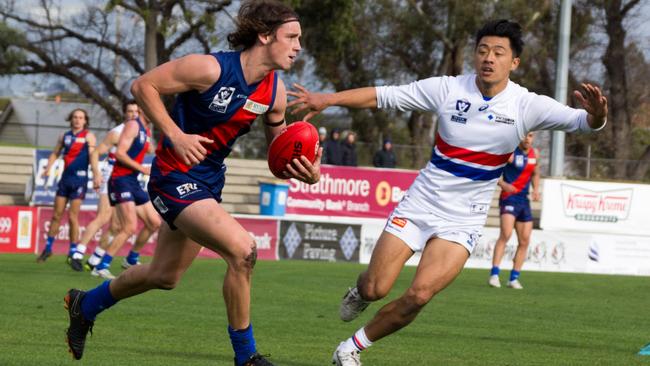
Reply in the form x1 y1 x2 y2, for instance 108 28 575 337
288 19 607 366
72 100 138 271
64 1 320 365
92 110 159 279
489 132 540 289
37 108 100 269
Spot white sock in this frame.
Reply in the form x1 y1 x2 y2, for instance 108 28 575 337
72 244 86 259
88 247 106 266
340 327 373 353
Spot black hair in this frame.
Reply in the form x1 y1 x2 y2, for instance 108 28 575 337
227 0 299 50
122 99 137 114
475 19 524 57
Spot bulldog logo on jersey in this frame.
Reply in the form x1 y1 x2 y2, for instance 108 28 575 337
209 87 236 113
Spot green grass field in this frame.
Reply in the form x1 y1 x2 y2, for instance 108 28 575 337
0 253 648 365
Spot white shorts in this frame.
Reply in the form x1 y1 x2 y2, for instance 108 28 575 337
384 194 483 254
99 162 114 195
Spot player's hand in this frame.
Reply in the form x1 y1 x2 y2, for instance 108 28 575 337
41 167 50 179
500 182 517 193
170 132 214 166
284 147 322 184
287 83 329 121
141 166 151 176
92 175 102 191
574 83 607 124
532 191 541 201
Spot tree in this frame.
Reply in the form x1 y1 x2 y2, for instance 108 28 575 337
0 0 232 123
600 0 641 178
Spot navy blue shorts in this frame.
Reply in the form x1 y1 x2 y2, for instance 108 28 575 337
147 168 224 230
499 198 533 222
56 177 87 200
108 176 150 206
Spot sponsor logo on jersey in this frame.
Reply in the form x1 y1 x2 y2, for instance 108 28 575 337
391 217 407 228
208 87 236 113
243 99 270 115
494 113 515 125
153 196 169 213
470 203 489 214
176 182 199 198
64 135 72 146
479 104 489 112
139 131 146 144
451 115 467 124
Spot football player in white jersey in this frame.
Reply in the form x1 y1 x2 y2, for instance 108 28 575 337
288 19 607 365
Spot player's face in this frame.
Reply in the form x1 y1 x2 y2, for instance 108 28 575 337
70 110 87 130
474 36 519 88
124 104 139 121
520 132 534 150
268 21 302 71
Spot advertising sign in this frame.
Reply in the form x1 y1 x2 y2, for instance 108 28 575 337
0 206 37 254
286 165 418 218
540 179 650 236
278 220 361 262
34 209 279 261
31 149 153 206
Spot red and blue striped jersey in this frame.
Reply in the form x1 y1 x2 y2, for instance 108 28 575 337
111 117 151 179
154 51 278 185
61 129 90 179
500 147 536 201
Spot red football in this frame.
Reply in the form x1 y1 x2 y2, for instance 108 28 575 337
267 121 319 179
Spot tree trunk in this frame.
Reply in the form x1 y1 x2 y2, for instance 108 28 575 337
144 8 160 72
602 0 632 178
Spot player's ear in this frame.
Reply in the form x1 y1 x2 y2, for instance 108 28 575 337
258 32 272 45
511 57 520 71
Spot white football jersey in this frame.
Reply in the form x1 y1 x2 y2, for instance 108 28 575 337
376 74 602 225
99 123 126 194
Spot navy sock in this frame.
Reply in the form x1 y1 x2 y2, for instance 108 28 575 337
510 270 520 281
80 280 117 321
68 243 77 257
45 236 55 252
228 324 257 366
490 266 500 276
127 250 139 265
96 254 113 270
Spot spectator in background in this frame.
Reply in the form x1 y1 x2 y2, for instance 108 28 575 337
341 131 358 166
318 126 328 163
373 139 397 168
324 128 343 165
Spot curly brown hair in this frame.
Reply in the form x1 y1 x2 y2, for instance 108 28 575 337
227 0 299 51
66 108 89 128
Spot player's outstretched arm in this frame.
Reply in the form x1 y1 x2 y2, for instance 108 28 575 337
131 54 216 166
86 132 102 190
573 83 607 130
287 83 377 121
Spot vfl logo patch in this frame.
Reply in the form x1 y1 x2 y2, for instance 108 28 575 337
243 99 270 115
391 217 407 228
208 87 236 113
515 155 525 168
64 135 72 146
455 99 471 114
